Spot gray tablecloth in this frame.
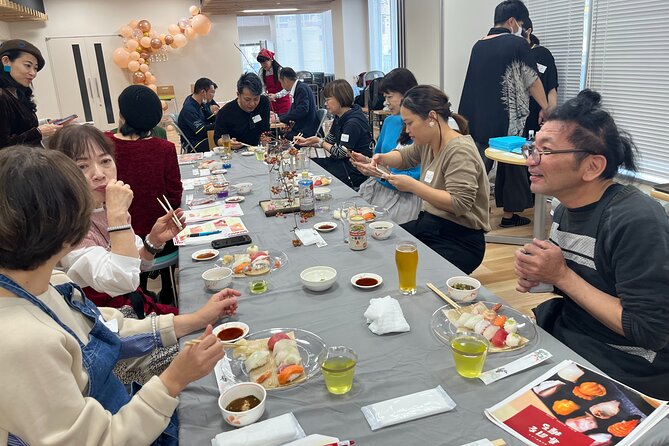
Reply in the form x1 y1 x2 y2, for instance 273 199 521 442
177 153 669 445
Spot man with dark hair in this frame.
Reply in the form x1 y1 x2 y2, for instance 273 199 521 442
277 67 319 139
459 0 549 228
515 90 669 399
202 80 219 122
178 77 217 152
214 72 270 148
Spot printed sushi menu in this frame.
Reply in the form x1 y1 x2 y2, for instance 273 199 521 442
485 360 669 446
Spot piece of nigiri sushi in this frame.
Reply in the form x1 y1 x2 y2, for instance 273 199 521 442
588 433 612 446
533 380 565 398
244 350 270 372
277 364 304 385
505 332 522 348
589 400 621 419
273 338 298 354
482 324 500 340
503 317 518 334
474 319 491 334
275 349 301 368
455 312 474 328
464 314 484 330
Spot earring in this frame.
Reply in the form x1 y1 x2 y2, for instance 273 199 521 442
3 65 10 73
429 121 435 128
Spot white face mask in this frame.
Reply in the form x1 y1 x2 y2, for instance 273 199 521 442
513 19 524 37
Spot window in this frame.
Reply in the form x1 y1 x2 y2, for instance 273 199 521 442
586 0 669 182
525 0 586 106
369 0 398 73
274 12 335 73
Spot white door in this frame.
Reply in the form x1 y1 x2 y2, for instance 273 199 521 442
46 35 128 130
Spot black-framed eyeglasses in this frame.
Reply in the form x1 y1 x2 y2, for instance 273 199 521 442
522 144 597 164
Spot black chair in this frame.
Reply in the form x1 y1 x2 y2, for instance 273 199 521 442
296 70 314 83
365 77 385 130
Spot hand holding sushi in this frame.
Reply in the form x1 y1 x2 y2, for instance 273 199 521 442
514 238 569 292
160 324 225 397
173 288 240 338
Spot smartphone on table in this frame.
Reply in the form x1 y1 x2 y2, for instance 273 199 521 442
211 235 252 249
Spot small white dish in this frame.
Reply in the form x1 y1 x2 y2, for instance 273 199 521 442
300 266 337 292
213 321 250 343
219 382 267 427
225 196 245 203
446 276 481 303
241 151 255 156
313 221 337 232
351 273 383 289
369 221 395 240
202 267 233 291
192 249 219 262
211 169 228 175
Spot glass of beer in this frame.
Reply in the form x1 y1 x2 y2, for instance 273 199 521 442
450 332 489 378
395 241 418 294
321 346 357 395
221 134 232 159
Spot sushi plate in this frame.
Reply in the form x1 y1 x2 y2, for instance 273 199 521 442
216 249 288 278
214 328 326 392
430 302 539 355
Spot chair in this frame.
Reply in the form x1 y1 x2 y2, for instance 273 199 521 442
157 85 179 114
315 108 328 137
168 113 196 154
363 70 384 86
296 70 314 83
147 250 179 307
365 77 385 130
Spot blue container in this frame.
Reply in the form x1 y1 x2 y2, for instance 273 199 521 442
488 136 527 154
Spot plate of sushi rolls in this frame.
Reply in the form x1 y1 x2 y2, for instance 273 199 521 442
430 301 538 353
227 328 326 390
216 245 288 278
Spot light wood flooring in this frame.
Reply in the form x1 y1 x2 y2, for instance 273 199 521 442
161 124 557 316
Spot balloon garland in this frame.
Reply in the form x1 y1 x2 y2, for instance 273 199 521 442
112 4 212 106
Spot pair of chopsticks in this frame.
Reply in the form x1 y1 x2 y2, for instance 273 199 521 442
291 132 304 144
426 282 461 310
185 339 242 348
156 195 184 231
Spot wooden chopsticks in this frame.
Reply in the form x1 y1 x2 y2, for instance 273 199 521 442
426 282 461 310
156 195 184 231
185 339 243 348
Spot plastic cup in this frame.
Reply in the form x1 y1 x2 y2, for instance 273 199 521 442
321 346 357 395
450 332 489 378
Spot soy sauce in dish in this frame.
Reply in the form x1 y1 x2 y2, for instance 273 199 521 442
217 327 245 341
318 224 334 230
196 252 215 260
356 277 378 287
225 395 261 412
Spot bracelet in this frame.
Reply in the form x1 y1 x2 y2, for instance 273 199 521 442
107 224 132 233
143 236 165 255
150 314 161 348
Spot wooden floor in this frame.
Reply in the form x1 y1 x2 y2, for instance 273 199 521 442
162 124 557 316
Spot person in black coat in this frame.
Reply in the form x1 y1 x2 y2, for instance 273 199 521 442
277 67 319 140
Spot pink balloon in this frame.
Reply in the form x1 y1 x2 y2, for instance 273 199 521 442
129 20 139 28
168 24 180 35
189 5 200 16
139 63 149 73
172 33 187 48
164 35 174 45
191 14 212 36
137 57 145 64
129 51 140 61
133 71 146 84
125 39 139 52
185 27 197 40
112 47 130 68
127 60 140 72
178 19 189 30
150 38 162 50
119 25 133 38
140 36 152 49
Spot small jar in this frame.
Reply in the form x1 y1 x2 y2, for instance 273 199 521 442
348 215 367 251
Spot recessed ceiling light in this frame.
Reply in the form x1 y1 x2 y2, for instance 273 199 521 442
241 8 298 13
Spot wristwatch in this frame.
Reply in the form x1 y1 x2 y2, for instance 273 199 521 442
143 236 165 255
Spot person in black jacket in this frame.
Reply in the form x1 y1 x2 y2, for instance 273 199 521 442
296 79 372 189
177 77 216 152
277 67 319 140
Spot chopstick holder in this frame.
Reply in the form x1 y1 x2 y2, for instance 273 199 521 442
478 348 553 385
210 413 305 446
361 385 456 431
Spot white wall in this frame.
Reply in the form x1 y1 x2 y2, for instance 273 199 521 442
7 0 240 121
0 21 10 40
331 0 370 86
404 0 441 87
443 0 499 109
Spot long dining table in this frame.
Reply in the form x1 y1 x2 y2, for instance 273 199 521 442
176 152 669 445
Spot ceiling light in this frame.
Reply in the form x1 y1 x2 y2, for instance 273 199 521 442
241 8 298 13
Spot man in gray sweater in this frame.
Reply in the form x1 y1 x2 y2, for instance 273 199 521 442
514 89 669 399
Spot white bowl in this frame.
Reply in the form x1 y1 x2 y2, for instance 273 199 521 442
313 187 332 200
233 182 253 195
192 249 219 261
202 267 233 291
313 221 337 233
446 276 481 303
213 322 249 343
212 146 225 154
300 266 337 291
218 382 267 427
350 273 383 289
368 221 394 240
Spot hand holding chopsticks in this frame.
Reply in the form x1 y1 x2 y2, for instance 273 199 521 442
156 195 184 231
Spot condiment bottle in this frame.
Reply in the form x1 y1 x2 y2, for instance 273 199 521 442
348 214 367 251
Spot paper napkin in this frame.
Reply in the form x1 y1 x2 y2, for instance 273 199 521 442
364 296 410 335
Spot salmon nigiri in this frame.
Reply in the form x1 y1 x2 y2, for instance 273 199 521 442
277 364 304 385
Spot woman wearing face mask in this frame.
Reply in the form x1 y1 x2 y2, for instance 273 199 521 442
354 85 491 274
0 39 61 149
257 48 291 114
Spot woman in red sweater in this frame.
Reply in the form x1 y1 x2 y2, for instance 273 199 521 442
106 85 183 304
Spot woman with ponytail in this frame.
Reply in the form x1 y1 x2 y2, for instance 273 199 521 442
257 48 291 114
0 39 60 148
353 85 491 274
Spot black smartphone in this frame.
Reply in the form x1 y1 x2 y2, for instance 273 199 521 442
51 114 78 125
211 235 252 249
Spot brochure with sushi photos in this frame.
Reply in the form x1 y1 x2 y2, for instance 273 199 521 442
484 360 669 446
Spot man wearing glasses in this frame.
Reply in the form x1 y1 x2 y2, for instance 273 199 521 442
514 89 669 400
214 73 270 149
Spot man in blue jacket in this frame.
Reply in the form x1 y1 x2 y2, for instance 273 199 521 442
177 77 216 152
277 67 318 140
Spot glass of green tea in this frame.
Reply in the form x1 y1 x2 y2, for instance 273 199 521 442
248 279 268 295
321 346 357 395
450 332 489 378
